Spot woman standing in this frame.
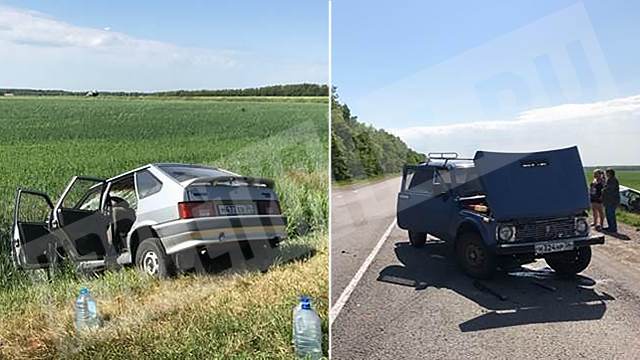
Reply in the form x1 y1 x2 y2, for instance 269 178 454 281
590 169 605 231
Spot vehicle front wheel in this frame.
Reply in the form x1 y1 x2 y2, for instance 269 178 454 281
545 246 592 276
408 231 427 247
456 232 496 279
135 238 174 278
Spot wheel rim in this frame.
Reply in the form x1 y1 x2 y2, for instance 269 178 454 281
142 251 159 275
465 243 485 268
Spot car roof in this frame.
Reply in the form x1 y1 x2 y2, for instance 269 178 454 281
105 163 228 182
620 185 640 193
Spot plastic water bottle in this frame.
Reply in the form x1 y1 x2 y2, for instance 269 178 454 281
75 287 100 332
292 296 322 359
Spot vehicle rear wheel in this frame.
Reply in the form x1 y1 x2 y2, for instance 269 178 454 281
545 246 592 276
135 238 174 278
408 231 427 247
456 232 496 279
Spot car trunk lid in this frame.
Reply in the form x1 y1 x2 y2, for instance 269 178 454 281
180 176 280 218
473 146 589 221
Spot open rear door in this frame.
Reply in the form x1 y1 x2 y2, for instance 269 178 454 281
12 189 59 269
52 176 111 261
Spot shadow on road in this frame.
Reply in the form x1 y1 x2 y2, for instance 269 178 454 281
377 241 613 332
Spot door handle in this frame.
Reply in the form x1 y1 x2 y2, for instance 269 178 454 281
399 194 410 199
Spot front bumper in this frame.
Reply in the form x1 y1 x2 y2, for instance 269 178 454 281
154 215 287 255
495 234 605 255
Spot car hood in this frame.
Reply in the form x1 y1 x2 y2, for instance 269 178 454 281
473 146 589 221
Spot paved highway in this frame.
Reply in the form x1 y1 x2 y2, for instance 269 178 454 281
331 177 640 359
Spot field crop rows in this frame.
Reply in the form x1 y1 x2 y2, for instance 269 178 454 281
0 96 328 358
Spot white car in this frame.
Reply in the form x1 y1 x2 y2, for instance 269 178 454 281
620 185 640 212
11 164 287 277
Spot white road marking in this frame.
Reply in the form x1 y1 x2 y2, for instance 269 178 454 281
330 219 397 325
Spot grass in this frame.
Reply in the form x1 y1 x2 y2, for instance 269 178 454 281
0 96 328 358
0 233 328 359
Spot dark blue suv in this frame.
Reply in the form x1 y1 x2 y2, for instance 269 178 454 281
397 146 605 279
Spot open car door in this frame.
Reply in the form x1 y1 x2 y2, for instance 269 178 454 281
52 176 111 261
12 189 59 269
397 165 454 239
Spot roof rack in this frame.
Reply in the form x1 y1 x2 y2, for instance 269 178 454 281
426 152 473 166
428 152 459 160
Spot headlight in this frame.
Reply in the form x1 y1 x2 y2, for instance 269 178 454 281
575 217 589 235
497 224 516 242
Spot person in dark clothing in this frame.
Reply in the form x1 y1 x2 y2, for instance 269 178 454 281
589 169 605 230
602 168 620 233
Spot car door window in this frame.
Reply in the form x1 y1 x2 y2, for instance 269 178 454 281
433 169 452 195
405 168 435 194
136 170 163 199
76 186 103 211
110 175 137 210
62 178 103 209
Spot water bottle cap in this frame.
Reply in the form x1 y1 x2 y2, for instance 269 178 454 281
299 295 312 309
80 287 89 295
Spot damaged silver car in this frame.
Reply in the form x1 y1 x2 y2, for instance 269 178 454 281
12 164 287 277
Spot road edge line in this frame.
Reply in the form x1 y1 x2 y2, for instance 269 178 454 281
329 218 397 326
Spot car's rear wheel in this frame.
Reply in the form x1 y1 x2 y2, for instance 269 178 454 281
135 238 174 278
408 231 427 247
456 232 496 279
545 246 592 276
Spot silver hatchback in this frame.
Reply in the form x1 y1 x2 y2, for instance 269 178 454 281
11 163 287 277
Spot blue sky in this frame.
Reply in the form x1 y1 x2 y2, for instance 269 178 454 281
333 0 640 165
0 0 328 91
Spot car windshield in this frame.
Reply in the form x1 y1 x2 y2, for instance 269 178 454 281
158 165 232 182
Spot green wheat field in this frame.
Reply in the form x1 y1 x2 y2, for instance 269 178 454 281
0 96 328 359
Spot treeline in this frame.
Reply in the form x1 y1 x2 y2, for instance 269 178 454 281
332 93 424 181
0 83 328 97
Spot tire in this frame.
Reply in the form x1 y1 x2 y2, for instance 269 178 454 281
545 246 592 276
135 238 174 278
455 232 496 279
408 231 427 248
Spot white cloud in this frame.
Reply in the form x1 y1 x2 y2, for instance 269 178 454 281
392 94 640 166
0 6 326 91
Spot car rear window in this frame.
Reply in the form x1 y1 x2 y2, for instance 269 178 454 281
158 165 231 182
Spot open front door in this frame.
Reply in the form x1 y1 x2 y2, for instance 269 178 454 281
397 166 453 239
12 189 59 269
52 176 111 261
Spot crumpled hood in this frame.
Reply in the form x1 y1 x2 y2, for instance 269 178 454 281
473 146 589 221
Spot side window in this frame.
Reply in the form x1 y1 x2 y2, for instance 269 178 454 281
136 170 162 199
63 179 103 209
432 170 452 195
109 175 138 210
77 186 103 211
405 168 435 194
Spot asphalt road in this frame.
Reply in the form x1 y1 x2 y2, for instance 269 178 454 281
331 177 640 359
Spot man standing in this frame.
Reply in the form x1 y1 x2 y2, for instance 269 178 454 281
602 168 620 233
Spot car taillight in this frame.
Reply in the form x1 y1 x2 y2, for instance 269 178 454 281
178 202 217 219
259 200 281 215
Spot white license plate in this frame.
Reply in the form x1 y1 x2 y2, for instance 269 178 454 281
534 240 574 255
217 204 257 216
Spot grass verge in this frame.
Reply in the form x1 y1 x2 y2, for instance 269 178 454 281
0 233 327 360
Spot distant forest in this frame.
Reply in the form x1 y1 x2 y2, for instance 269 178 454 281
332 92 424 181
0 83 328 97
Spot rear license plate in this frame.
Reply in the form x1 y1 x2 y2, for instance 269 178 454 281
217 204 257 216
534 240 574 255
